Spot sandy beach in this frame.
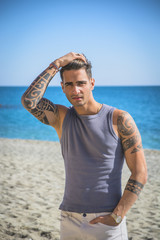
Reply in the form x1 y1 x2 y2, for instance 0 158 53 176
0 138 160 240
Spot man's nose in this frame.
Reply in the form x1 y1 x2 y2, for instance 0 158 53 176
72 86 80 94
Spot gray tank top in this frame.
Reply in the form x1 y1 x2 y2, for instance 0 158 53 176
59 104 124 213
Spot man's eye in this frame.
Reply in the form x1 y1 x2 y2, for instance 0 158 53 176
78 82 86 85
65 83 72 86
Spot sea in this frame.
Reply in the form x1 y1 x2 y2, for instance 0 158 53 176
0 86 160 150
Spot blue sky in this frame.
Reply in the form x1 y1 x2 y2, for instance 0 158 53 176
0 0 160 86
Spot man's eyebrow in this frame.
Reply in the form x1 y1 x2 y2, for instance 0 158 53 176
76 80 88 84
64 80 87 85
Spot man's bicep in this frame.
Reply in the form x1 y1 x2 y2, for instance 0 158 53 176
117 111 142 154
29 98 59 126
117 110 147 173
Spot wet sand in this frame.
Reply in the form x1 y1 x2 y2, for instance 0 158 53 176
0 138 160 240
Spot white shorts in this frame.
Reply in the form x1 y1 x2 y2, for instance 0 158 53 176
60 211 128 240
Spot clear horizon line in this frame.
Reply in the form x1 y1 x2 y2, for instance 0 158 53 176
0 84 160 87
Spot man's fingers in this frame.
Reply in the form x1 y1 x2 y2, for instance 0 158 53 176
90 217 99 224
68 52 86 62
90 216 104 224
73 52 87 63
58 52 87 67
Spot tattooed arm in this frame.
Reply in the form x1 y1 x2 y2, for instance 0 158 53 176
112 110 147 218
21 52 86 137
90 110 147 227
21 62 62 129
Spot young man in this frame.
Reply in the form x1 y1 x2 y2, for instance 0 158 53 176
21 52 147 240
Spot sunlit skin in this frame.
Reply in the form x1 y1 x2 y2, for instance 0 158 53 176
21 52 147 228
61 68 100 115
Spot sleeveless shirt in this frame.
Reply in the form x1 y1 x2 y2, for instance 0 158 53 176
59 104 124 213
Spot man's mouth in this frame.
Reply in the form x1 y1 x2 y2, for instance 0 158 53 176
72 96 83 100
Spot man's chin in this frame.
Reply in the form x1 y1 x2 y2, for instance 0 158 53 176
69 99 84 107
72 103 84 107
71 102 85 107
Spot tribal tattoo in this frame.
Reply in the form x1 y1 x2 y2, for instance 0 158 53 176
22 66 58 125
125 179 144 196
117 112 142 154
30 98 58 125
23 68 55 109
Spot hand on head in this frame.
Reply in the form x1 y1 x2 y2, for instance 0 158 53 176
54 52 87 68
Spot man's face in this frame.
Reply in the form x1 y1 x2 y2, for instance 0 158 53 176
61 68 95 107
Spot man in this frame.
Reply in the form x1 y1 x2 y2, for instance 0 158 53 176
21 52 147 240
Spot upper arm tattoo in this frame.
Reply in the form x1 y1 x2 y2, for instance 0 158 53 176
125 179 144 196
117 112 142 153
30 98 58 125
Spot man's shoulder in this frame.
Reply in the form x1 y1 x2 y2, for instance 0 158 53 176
112 108 130 137
113 108 132 126
57 104 69 117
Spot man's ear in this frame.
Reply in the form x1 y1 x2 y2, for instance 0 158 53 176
61 81 65 92
90 78 95 90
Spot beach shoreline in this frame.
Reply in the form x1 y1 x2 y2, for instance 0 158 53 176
0 138 160 240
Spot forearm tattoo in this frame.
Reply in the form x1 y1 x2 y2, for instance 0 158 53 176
117 112 142 153
22 66 58 125
125 179 144 196
23 67 55 109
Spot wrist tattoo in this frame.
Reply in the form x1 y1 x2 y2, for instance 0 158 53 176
125 179 144 196
49 62 59 72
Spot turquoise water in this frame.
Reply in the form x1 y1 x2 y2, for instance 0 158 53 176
0 86 160 150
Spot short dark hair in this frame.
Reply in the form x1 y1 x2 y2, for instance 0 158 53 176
60 55 92 81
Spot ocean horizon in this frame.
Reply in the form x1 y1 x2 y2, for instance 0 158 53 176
0 86 160 150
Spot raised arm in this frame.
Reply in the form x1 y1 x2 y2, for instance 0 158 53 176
21 52 86 135
21 63 60 127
